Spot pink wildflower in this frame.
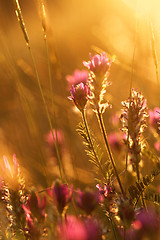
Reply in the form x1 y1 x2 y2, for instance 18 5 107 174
83 52 112 113
69 83 90 111
83 52 111 76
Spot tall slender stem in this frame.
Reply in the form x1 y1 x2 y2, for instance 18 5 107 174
97 110 124 196
81 110 107 182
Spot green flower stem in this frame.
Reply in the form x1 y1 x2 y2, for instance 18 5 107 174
81 110 107 182
97 110 124 196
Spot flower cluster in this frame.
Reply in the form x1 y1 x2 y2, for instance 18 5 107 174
67 53 112 113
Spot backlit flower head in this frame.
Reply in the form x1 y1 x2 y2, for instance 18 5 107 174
83 52 112 113
120 89 148 172
83 52 111 76
66 69 89 88
69 83 90 112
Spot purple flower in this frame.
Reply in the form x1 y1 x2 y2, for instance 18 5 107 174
83 52 111 76
57 215 87 240
66 70 89 88
75 189 101 215
69 83 90 111
47 180 73 214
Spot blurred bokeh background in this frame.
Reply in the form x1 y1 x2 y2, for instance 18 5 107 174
0 0 160 189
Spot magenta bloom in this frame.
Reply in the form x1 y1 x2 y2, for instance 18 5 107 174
47 180 73 214
96 184 112 197
149 107 160 132
57 215 87 240
83 52 111 76
69 83 90 111
75 189 101 215
66 70 89 88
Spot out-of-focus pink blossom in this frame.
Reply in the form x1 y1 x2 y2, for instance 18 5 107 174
83 52 111 76
130 208 160 240
75 189 101 215
69 83 90 111
57 215 87 240
66 70 89 88
57 216 102 240
154 141 160 151
149 107 160 132
2 154 19 179
47 180 73 214
108 132 124 151
45 129 64 146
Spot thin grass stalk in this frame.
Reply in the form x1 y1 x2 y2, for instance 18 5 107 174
81 110 107 182
97 110 124 196
40 0 60 164
14 0 66 183
39 0 55 113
